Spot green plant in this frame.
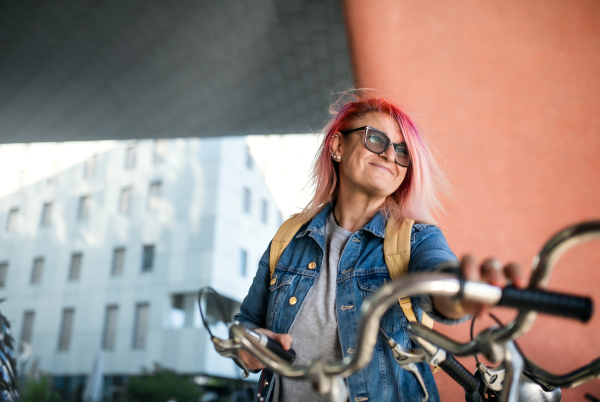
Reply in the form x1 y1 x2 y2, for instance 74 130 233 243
127 363 201 402
21 375 62 402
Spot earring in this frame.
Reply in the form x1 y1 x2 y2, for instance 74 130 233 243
334 134 340 138
331 153 340 161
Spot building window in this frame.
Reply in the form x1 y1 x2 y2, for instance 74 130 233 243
102 305 119 351
68 253 83 281
240 249 248 277
6 208 18 232
148 181 161 210
132 303 149 349
246 146 253 170
170 294 186 329
83 155 97 179
40 202 53 227
111 248 126 276
261 199 268 224
0 262 7 288
77 196 91 221
203 294 241 326
170 293 203 329
119 187 132 215
153 139 166 164
124 144 137 169
58 308 75 351
141 245 155 272
243 188 251 214
20 311 35 344
30 257 44 285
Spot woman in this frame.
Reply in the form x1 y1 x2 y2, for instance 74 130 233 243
234 95 526 402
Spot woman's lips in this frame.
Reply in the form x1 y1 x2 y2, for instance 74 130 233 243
369 162 393 175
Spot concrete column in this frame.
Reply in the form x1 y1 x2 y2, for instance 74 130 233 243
343 1 600 399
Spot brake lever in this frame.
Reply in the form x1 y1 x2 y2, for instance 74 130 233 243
380 328 429 401
402 362 429 402
211 336 252 378
476 362 505 392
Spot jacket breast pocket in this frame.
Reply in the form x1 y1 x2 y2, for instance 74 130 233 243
356 273 406 334
266 272 294 329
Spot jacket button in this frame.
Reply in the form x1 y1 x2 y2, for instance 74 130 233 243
308 262 316 269
289 297 297 305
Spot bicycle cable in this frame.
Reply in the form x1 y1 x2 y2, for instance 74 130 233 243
198 287 231 338
470 312 505 366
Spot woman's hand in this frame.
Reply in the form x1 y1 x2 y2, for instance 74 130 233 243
237 328 293 371
433 255 530 319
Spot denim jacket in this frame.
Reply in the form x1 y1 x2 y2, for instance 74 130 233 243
234 203 458 402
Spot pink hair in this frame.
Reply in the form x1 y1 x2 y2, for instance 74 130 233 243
298 93 449 225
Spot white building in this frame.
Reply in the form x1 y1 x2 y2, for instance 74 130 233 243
0 137 281 397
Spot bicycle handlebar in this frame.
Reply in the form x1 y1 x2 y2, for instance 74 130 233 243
227 273 592 380
208 220 600 401
495 221 600 342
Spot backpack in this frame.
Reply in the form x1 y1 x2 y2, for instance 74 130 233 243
268 214 434 329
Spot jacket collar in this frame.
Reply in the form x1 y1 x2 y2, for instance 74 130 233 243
296 201 387 239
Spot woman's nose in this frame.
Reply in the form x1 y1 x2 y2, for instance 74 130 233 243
380 144 396 163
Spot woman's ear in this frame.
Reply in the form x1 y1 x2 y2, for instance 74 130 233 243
330 132 342 156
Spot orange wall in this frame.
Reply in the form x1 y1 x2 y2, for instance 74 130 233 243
343 0 600 399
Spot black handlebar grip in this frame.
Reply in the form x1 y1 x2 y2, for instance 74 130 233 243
438 354 480 393
265 336 296 363
499 286 593 322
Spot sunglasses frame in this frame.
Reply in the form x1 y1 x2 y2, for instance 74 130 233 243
338 125 411 168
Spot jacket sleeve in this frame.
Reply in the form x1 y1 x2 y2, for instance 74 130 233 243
408 224 470 325
233 242 272 328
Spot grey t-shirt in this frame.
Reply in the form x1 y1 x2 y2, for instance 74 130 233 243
273 212 352 402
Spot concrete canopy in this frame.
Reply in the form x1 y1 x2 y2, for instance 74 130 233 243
0 0 352 143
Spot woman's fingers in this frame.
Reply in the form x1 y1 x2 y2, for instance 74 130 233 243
272 333 293 350
459 255 528 316
237 328 293 371
504 262 528 288
481 259 506 288
460 254 480 282
238 350 265 371
257 328 293 350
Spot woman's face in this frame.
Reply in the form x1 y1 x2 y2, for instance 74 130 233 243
333 111 408 199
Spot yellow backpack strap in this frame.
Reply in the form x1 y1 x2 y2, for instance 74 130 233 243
269 215 309 279
384 216 434 329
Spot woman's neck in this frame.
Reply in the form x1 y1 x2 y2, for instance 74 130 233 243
333 190 387 232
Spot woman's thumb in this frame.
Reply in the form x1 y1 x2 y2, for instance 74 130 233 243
273 333 293 350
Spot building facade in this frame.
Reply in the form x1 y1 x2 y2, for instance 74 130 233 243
0 137 281 398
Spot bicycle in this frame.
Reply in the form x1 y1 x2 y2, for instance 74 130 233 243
0 299 19 402
200 221 600 402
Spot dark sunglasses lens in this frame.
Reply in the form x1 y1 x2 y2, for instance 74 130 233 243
365 130 389 154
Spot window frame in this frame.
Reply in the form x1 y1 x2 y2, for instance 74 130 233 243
77 196 91 221
0 262 7 288
20 310 35 344
132 302 149 350
68 252 83 281
101 305 119 351
6 208 18 232
30 257 44 285
57 308 75 352
141 244 155 272
40 202 53 227
111 247 126 277
243 188 251 214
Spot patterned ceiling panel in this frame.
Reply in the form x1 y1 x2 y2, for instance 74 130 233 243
0 0 352 142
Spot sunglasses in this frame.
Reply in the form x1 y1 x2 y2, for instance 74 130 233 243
338 126 411 168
